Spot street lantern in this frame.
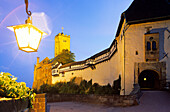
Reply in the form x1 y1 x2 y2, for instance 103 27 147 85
7 0 47 53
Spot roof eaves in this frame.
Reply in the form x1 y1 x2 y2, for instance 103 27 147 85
127 15 170 25
116 13 125 37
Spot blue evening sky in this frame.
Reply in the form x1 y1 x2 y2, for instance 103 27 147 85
0 0 133 88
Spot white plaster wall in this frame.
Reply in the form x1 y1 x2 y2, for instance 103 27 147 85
124 19 170 94
52 60 117 86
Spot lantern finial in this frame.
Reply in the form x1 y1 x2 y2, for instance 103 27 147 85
25 16 32 24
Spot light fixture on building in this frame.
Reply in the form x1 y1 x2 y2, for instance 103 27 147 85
7 0 47 53
144 78 146 81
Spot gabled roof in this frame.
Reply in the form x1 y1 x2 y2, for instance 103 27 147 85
116 0 170 37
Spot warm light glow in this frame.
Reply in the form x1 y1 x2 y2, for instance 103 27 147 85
7 22 47 53
144 78 146 81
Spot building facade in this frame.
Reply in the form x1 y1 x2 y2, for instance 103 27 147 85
52 0 170 95
32 57 52 90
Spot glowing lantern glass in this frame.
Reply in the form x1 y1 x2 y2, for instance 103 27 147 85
7 17 47 53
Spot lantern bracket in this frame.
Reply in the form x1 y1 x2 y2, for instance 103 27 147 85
25 0 32 17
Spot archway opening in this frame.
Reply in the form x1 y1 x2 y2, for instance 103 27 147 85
138 70 160 90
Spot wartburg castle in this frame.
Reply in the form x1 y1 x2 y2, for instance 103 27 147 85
33 0 170 95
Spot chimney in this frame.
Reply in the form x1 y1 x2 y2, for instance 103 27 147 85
37 57 40 64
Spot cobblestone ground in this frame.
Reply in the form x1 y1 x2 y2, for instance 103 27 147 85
47 91 170 112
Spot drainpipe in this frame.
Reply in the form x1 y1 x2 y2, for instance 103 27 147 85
122 13 128 95
123 23 126 95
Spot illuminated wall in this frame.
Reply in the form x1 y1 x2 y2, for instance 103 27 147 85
32 57 52 90
54 33 70 57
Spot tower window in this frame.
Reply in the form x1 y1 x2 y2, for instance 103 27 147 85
136 51 138 55
147 42 151 51
63 40 66 42
152 41 156 50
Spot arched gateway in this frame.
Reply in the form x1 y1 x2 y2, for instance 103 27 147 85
138 70 160 89
134 62 166 90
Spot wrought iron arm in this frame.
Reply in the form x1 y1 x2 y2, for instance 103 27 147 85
25 0 32 17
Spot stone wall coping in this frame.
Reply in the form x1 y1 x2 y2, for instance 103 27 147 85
47 94 139 107
35 93 47 98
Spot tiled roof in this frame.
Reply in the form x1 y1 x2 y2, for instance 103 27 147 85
59 40 117 69
116 0 170 37
59 60 86 69
87 48 110 60
125 0 170 24
52 63 61 69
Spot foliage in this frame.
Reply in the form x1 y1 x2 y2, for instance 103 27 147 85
112 75 121 94
38 76 121 95
0 72 36 108
53 49 75 65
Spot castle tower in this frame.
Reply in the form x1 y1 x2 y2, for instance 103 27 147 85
54 27 70 57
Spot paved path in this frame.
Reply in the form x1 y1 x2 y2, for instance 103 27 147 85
47 91 170 112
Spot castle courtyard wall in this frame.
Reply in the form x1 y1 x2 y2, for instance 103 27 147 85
52 19 170 95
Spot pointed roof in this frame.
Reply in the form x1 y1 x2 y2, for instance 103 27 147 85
116 0 170 37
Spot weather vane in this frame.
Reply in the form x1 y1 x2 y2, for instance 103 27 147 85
62 27 64 33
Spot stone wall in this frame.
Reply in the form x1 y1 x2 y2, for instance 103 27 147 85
33 57 52 90
47 94 139 107
0 98 29 112
30 94 47 112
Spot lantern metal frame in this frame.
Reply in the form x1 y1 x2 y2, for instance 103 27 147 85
7 0 47 53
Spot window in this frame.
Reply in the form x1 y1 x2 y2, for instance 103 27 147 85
52 70 55 73
136 51 138 55
149 37 153 40
152 41 156 50
147 42 151 51
63 40 66 42
62 74 65 77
